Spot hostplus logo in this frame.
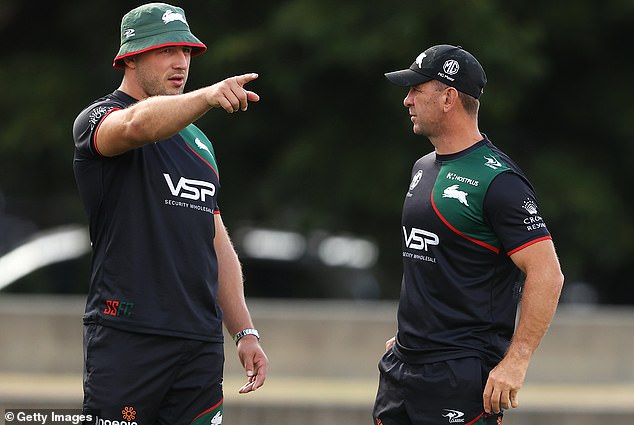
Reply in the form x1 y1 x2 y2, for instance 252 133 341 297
445 171 479 187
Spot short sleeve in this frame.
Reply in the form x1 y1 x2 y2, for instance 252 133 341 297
484 172 552 255
72 101 120 159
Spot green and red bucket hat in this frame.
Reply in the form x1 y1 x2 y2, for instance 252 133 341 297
113 2 207 69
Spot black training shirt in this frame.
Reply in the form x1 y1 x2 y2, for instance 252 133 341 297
396 138 552 364
73 90 223 342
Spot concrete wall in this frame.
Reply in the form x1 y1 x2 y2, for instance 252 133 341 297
2 296 634 382
1 295 634 425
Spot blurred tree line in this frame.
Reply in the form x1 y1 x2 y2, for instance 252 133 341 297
1 0 633 303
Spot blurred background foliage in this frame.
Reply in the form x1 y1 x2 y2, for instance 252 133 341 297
1 0 633 303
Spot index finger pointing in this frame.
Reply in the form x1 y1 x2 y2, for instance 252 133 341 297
235 73 259 86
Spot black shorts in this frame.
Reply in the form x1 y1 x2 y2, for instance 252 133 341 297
82 324 224 425
373 349 503 425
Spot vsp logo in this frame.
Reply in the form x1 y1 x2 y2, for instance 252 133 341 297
164 173 215 202
403 226 439 251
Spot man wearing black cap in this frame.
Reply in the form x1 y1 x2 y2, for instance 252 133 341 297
372 45 564 425
72 3 267 424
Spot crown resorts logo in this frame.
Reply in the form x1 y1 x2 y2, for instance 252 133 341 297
522 198 546 231
522 198 538 215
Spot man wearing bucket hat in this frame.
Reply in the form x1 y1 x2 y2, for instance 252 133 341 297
72 3 267 424
372 45 564 425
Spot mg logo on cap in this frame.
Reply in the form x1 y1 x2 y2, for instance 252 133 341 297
443 59 460 75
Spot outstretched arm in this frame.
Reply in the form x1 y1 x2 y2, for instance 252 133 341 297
95 73 260 157
483 239 564 414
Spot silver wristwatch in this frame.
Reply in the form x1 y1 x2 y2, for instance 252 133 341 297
233 328 260 345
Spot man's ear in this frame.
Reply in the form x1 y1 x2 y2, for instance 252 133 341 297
123 56 136 69
443 87 460 112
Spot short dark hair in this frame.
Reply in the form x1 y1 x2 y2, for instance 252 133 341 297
431 80 480 117
458 91 480 116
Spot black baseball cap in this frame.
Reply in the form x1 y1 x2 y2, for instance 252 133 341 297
385 44 487 99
